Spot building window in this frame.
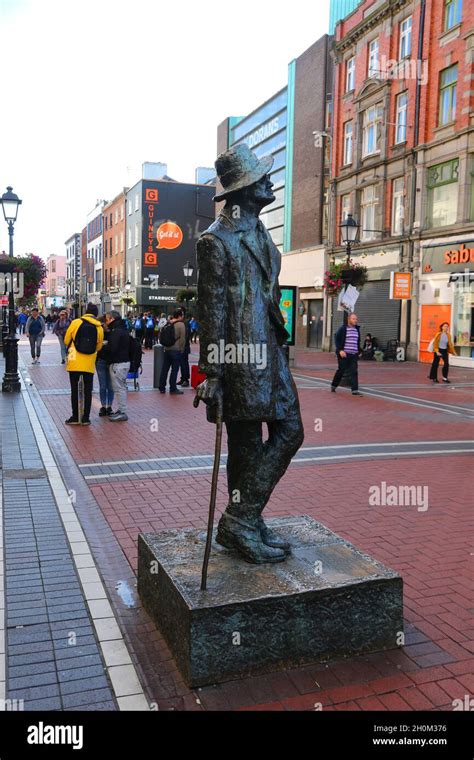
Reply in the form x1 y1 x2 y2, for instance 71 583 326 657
115 235 118 254
110 237 113 256
360 185 379 241
395 92 408 144
104 216 108 231
135 222 139 246
427 159 459 227
120 204 124 221
340 194 352 242
128 200 132 216
391 178 405 235
439 64 457 125
120 231 124 251
362 105 381 156
104 239 107 258
135 193 139 212
127 227 132 249
445 0 462 31
399 17 412 59
346 57 355 92
368 38 379 78
343 121 353 165
115 208 118 225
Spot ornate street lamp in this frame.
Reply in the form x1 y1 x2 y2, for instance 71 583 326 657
182 261 194 316
1 187 22 392
340 213 359 264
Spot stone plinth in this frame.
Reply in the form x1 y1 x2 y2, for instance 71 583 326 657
138 516 403 688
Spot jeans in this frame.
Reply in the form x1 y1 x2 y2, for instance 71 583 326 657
429 349 449 380
180 350 190 382
96 358 114 408
159 350 182 392
110 362 129 413
57 336 67 362
69 371 93 422
29 335 43 359
145 328 155 349
331 353 359 392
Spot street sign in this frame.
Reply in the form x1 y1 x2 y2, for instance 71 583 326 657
390 272 412 299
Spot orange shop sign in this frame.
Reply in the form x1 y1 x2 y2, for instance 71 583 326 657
390 272 412 300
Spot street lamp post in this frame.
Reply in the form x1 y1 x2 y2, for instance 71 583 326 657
1 187 22 393
182 261 194 316
339 213 360 326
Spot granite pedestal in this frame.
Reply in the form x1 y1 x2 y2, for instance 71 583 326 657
138 516 403 687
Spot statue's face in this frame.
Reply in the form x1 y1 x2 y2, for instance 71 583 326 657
251 175 275 208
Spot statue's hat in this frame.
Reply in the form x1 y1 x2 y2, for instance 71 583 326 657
213 143 274 202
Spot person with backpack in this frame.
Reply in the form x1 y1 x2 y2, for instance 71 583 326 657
158 310 186 395
52 309 71 364
64 303 104 426
25 308 46 364
134 313 145 345
144 312 155 350
177 311 191 388
101 311 133 422
95 315 114 417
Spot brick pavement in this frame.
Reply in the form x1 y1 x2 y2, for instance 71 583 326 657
4 334 473 711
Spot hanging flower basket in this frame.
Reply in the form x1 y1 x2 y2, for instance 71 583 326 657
324 260 368 295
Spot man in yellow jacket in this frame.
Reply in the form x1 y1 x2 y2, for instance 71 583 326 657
64 303 104 425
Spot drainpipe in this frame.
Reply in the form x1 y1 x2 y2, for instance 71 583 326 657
406 0 426 361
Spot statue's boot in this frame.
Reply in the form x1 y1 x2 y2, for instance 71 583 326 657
216 511 286 564
258 516 291 555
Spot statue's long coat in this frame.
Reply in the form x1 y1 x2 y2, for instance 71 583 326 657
196 208 300 422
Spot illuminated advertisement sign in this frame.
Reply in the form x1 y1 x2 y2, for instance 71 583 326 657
279 285 296 346
141 180 214 288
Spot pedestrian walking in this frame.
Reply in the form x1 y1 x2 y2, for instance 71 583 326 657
52 309 71 364
95 316 114 417
25 308 46 364
428 322 456 384
45 313 52 331
144 312 155 350
190 316 199 342
64 303 104 426
17 310 28 334
331 313 363 396
158 310 186 395
101 311 132 422
134 313 144 345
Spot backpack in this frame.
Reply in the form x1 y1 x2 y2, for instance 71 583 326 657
73 318 98 355
134 318 142 330
159 322 176 347
146 317 154 329
129 336 143 374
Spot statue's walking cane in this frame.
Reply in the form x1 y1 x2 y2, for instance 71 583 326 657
193 392 223 591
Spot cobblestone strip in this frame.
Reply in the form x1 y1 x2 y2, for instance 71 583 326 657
19 389 149 711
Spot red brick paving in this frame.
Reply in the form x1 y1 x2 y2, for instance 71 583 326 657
16 335 474 711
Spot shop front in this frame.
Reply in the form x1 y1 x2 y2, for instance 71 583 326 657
136 286 180 315
419 238 474 368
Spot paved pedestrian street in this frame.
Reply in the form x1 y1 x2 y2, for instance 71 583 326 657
0 334 472 713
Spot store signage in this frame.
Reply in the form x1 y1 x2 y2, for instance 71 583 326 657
390 272 412 300
246 117 280 149
422 241 474 274
157 222 183 250
279 286 296 346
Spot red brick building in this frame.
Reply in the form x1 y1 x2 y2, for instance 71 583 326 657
102 190 128 312
329 0 473 362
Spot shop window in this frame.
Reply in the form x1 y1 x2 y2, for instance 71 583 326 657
439 64 457 126
399 17 412 60
445 0 462 31
427 159 459 227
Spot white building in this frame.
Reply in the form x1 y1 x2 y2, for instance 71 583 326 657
86 200 107 305
64 233 81 303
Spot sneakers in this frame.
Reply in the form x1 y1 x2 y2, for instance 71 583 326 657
99 407 107 417
180 381 190 388
109 413 128 422
169 389 184 395
36 359 40 364
61 359 65 365
352 391 363 396
330 386 336 393
106 406 114 415
65 417 80 425
81 419 91 426
31 358 37 365
442 378 451 384
432 379 440 384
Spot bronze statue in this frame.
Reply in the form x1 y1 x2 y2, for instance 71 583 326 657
195 144 304 565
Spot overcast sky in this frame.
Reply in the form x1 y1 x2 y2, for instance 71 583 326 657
0 0 329 260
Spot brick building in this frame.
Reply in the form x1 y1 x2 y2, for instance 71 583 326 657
329 0 473 362
102 189 128 312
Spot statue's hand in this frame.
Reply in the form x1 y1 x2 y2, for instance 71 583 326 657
193 378 223 410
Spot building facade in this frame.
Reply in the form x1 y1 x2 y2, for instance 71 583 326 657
102 190 127 312
44 254 66 308
86 201 107 308
330 0 473 362
217 35 333 349
64 233 81 305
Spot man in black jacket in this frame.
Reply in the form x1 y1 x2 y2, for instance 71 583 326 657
331 313 363 396
102 311 131 421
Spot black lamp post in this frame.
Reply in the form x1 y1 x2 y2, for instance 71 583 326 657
1 186 22 393
339 213 360 326
182 261 194 316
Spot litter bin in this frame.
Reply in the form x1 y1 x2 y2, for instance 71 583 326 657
153 344 165 389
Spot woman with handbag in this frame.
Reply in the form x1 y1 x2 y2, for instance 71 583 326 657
428 322 456 384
